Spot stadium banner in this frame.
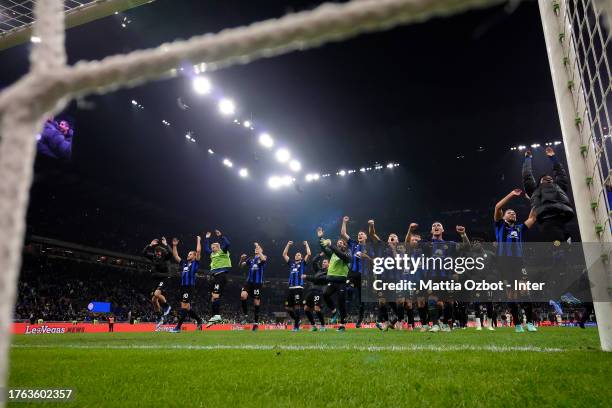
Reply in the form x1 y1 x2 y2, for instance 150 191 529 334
359 242 611 302
12 322 374 334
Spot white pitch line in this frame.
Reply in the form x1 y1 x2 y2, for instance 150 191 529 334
11 344 565 352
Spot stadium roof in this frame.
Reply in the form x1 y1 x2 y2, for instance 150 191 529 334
0 0 153 51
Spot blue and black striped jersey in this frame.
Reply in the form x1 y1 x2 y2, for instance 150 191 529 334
288 260 306 287
494 220 527 257
347 238 374 274
424 239 457 278
246 256 266 284
179 260 199 287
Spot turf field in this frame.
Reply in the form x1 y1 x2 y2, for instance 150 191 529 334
8 327 612 407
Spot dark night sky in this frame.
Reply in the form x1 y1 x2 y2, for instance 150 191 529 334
0 0 576 252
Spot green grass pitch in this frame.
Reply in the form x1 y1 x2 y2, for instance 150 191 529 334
8 327 612 407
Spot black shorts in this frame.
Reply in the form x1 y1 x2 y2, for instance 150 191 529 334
151 278 168 296
241 282 262 300
180 286 195 304
285 288 304 308
348 271 361 288
497 256 524 283
304 289 323 308
211 273 227 295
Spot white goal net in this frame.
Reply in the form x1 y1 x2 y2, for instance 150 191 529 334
0 0 611 401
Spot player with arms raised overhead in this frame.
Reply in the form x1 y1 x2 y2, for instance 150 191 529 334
421 221 470 332
142 237 172 329
318 226 351 332
368 219 406 330
170 236 203 333
340 216 374 328
239 242 267 331
205 229 232 327
282 240 311 331
494 188 537 333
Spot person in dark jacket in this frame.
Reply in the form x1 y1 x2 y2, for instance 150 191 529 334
301 252 329 331
37 118 73 160
142 237 172 327
522 146 575 242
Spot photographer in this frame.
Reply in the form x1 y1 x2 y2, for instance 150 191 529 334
37 117 73 161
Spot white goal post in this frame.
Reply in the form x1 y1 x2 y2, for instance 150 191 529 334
539 0 612 351
0 0 610 402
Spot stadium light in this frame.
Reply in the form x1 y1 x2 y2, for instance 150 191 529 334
239 168 248 178
30 36 41 43
289 160 301 172
518 145 526 151
281 175 293 186
305 174 313 182
218 98 236 115
554 141 562 145
275 148 290 163
338 170 346 176
386 163 394 169
268 176 281 189
360 167 366 172
531 143 540 148
193 76 212 95
131 100 138 105
259 133 274 149
312 173 320 180
208 149 214 154
243 120 251 128
223 158 233 168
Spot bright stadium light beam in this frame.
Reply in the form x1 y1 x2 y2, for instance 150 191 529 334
305 174 314 182
289 160 301 172
259 133 274 148
192 76 212 95
268 176 282 189
312 173 320 180
208 148 214 154
222 158 233 168
218 98 236 115
386 163 394 169
275 148 290 163
243 120 251 128
281 175 293 186
338 170 346 176
239 168 248 178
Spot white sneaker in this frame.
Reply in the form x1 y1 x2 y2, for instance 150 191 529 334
206 315 222 328
487 325 495 331
441 324 451 332
476 325 482 331
428 324 440 333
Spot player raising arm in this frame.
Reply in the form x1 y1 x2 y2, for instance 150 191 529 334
169 236 203 333
340 216 373 328
239 243 267 331
318 227 351 332
142 237 172 329
282 240 311 331
205 230 232 327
